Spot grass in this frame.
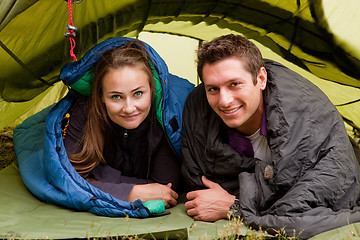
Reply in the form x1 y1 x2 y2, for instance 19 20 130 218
80 219 302 240
0 127 16 170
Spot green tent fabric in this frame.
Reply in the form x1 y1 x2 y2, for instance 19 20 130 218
1 0 360 238
0 0 359 132
1 164 359 239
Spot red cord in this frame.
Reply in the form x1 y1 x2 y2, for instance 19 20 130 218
69 37 77 61
67 0 77 61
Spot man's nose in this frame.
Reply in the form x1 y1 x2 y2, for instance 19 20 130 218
219 89 233 107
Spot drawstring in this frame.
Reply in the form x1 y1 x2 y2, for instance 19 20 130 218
64 0 78 61
62 113 71 139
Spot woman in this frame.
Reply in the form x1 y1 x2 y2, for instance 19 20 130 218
63 40 180 208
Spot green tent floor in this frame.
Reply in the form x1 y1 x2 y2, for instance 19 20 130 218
0 164 359 239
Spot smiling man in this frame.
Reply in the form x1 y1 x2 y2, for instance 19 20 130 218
181 34 360 238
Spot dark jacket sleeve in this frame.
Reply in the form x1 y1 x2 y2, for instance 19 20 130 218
181 85 209 190
89 134 181 201
87 164 150 201
239 167 360 238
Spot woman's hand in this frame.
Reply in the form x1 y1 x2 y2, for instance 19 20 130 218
127 183 178 208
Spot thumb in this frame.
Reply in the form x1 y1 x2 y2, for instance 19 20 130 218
202 176 219 189
167 182 172 188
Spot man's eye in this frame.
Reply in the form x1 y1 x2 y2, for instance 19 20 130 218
134 91 143 97
207 88 216 92
231 82 239 87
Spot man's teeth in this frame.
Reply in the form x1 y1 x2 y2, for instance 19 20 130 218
224 107 239 113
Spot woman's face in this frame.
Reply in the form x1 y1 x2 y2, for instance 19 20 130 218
101 65 152 130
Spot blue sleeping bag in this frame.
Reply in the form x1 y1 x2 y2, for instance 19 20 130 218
13 37 194 217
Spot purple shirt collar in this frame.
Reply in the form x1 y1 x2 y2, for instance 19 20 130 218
226 110 267 157
260 110 268 138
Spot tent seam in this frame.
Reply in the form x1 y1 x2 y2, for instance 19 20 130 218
0 40 51 86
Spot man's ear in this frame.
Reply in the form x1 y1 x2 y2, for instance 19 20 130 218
257 67 267 90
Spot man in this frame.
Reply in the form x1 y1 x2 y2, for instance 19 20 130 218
181 34 360 238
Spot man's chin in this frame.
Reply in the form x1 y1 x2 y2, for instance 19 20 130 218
222 120 242 130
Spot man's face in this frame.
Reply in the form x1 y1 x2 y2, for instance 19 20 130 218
202 57 267 135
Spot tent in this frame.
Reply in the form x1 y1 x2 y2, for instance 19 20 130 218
1 0 359 132
1 0 360 239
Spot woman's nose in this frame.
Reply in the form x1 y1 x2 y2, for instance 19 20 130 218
122 99 136 113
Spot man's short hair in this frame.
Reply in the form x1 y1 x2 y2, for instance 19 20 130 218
196 34 265 84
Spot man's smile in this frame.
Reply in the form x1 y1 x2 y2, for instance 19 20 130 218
221 106 241 115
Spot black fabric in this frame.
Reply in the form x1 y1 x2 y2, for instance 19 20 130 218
64 96 181 201
169 116 180 132
181 59 360 239
103 114 154 180
180 82 256 196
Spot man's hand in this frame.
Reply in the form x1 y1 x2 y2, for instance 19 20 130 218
185 176 236 221
127 183 178 208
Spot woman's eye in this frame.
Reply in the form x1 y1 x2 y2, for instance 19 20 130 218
111 95 121 100
134 91 143 97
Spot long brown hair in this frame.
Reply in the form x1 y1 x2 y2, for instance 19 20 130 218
69 39 155 178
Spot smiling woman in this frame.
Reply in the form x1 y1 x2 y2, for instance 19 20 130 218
12 36 194 219
63 39 183 208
